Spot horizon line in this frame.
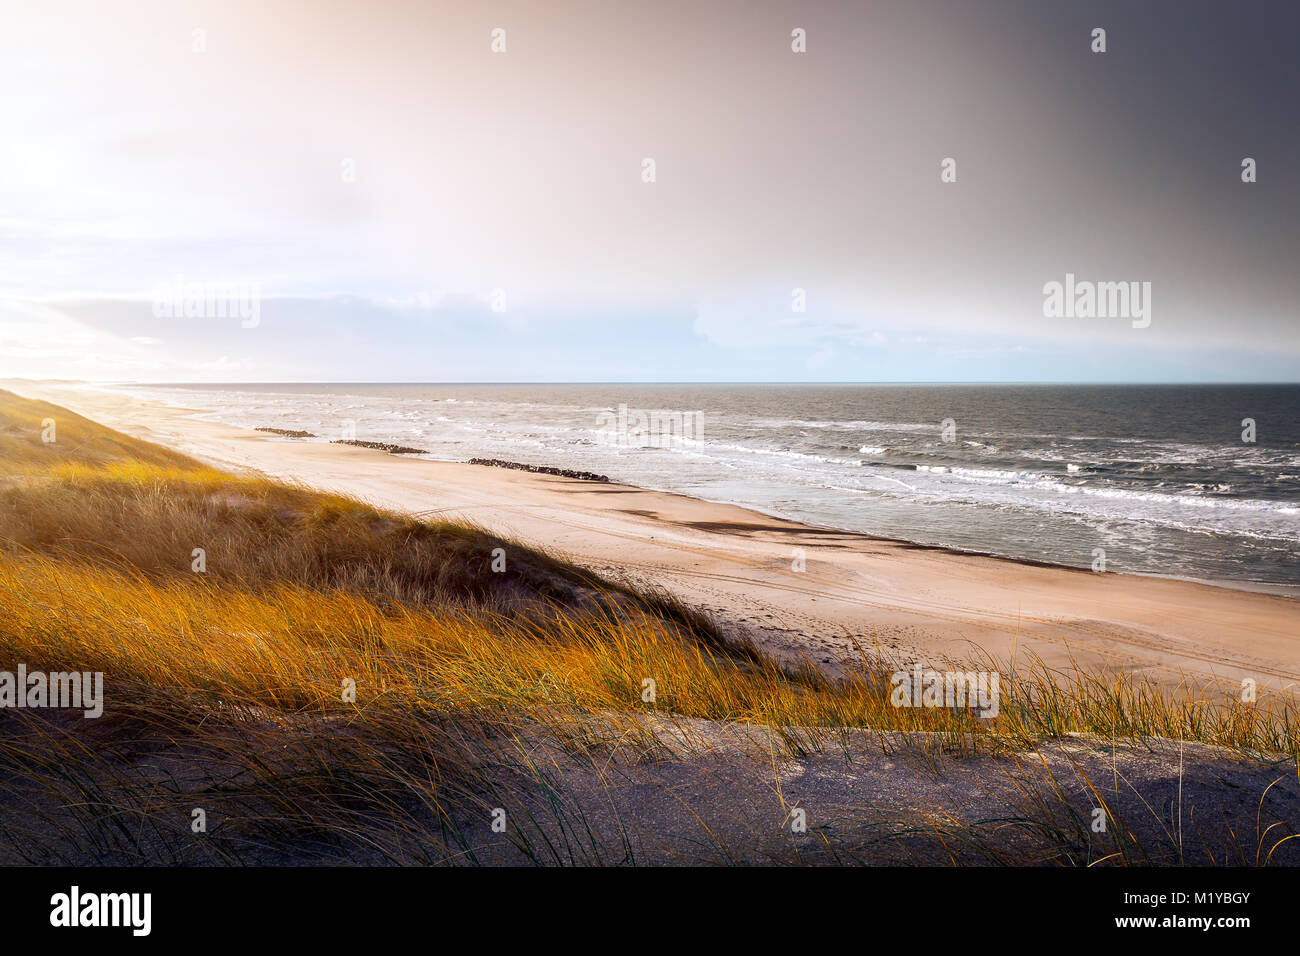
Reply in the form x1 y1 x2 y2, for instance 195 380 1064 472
10 378 1299 388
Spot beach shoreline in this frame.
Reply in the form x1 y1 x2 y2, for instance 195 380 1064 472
29 381 1300 600
9 378 1300 694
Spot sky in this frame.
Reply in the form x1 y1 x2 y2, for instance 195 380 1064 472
1 0 1297 383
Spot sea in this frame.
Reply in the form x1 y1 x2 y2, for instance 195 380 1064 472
97 382 1300 593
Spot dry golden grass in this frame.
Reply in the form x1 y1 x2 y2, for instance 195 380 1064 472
0 390 201 472
0 549 1292 754
0 387 1295 865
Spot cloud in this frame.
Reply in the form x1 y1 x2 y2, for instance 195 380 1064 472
1 1 1296 382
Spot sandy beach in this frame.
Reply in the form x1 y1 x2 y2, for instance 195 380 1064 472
11 380 1299 695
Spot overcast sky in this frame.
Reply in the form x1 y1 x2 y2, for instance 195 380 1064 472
1 0 1297 382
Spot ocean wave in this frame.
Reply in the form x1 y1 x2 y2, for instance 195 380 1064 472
705 442 848 466
750 418 938 432
905 464 1294 515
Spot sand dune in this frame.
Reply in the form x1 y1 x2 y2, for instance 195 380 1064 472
11 381 1298 696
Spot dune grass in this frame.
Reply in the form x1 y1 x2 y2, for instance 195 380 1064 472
0 550 1294 750
0 387 1295 865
